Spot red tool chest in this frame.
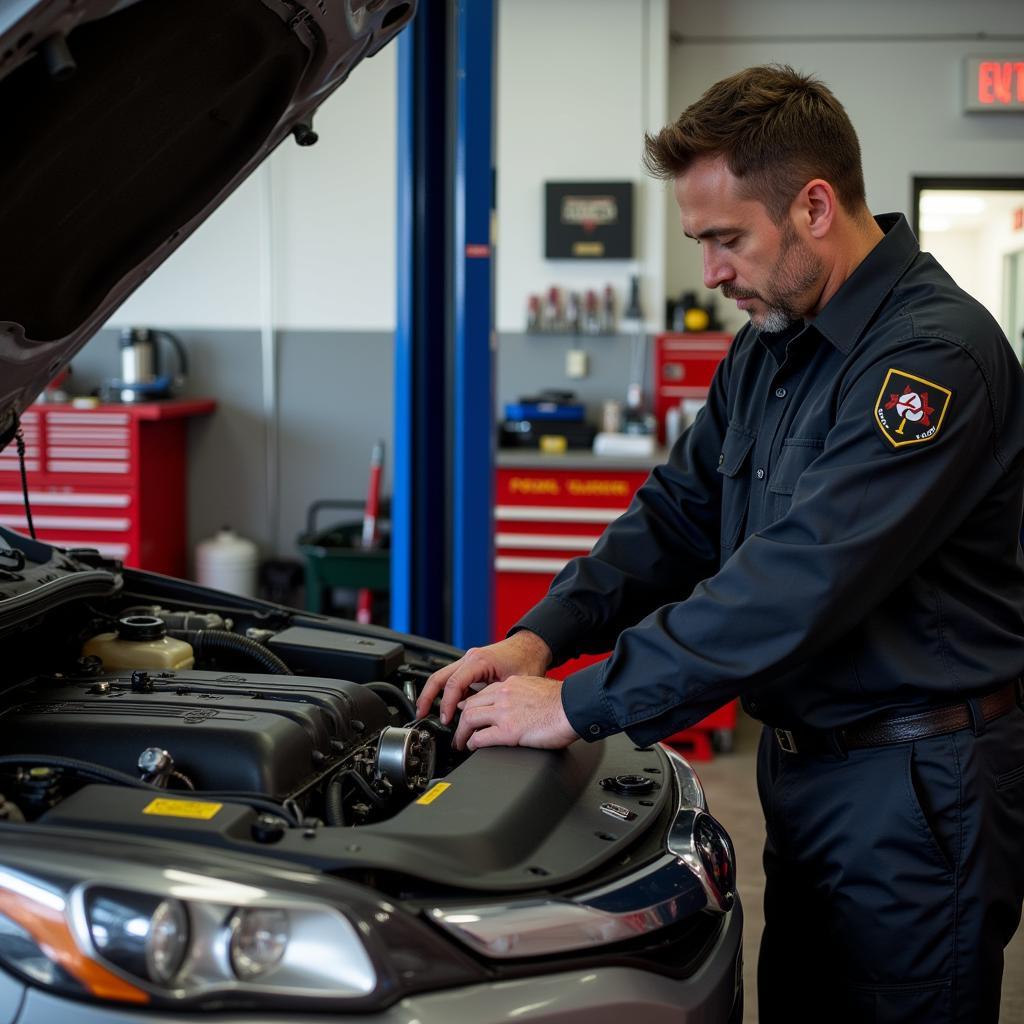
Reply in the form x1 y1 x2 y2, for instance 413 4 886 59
494 458 737 757
0 400 215 576
653 332 732 443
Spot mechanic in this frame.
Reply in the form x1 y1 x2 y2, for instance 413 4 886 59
416 65 1024 1023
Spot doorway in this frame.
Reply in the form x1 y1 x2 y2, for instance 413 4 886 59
912 177 1024 359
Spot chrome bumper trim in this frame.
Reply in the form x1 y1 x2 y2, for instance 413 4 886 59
428 748 735 960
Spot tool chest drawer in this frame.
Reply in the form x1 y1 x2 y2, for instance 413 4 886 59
494 466 650 677
494 461 737 756
0 401 214 576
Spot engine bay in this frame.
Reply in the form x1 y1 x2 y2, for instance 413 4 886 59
0 536 677 895
1 598 461 833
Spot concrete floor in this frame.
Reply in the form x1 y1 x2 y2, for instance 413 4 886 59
694 710 1024 1023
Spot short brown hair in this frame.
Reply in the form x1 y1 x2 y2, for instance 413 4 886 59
643 65 867 221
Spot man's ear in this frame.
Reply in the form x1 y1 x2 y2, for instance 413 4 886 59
794 179 836 239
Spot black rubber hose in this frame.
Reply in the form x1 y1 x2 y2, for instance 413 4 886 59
172 629 292 675
366 681 416 722
324 774 346 826
0 755 301 825
0 753 155 790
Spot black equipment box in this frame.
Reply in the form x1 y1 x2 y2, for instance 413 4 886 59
267 626 404 682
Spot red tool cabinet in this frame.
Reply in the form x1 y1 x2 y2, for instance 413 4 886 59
653 332 732 443
494 457 737 758
0 400 215 576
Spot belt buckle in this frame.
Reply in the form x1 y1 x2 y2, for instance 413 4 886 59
775 728 798 754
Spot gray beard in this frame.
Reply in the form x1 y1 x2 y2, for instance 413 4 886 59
742 223 823 334
749 305 798 333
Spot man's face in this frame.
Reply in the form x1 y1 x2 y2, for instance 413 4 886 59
673 156 824 333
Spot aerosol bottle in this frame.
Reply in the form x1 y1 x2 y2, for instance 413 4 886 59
622 275 645 412
600 285 616 334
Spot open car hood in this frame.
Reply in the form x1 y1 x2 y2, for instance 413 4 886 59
0 0 414 448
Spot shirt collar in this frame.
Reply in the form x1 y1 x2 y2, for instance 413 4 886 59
809 212 919 355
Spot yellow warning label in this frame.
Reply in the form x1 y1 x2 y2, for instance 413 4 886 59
143 798 223 820
416 783 451 806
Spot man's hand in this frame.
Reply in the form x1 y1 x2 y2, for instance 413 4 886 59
452 675 579 751
415 631 552 724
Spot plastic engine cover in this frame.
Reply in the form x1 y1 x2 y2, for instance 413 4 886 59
0 670 391 798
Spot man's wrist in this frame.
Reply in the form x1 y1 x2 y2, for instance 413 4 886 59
508 629 553 675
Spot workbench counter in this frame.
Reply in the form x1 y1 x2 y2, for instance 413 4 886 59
496 447 668 471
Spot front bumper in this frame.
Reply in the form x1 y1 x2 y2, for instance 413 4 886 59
11 901 742 1023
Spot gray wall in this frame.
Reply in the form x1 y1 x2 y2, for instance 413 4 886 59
69 329 393 571
66 326 639 570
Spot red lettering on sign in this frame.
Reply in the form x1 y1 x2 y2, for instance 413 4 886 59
997 62 1013 103
979 62 997 103
978 61 1024 105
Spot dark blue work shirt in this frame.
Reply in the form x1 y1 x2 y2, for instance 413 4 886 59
515 214 1024 746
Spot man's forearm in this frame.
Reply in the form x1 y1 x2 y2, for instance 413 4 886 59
505 628 553 676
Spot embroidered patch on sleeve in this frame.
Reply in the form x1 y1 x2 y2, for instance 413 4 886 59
874 369 952 448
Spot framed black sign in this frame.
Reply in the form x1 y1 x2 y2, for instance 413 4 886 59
545 181 634 259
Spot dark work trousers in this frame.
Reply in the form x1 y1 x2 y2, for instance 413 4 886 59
755 706 1024 1023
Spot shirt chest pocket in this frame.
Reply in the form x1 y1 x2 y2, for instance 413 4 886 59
716 424 756 551
767 437 825 521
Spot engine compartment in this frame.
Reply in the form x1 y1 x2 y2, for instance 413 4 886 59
0 539 678 895
0 543 466 835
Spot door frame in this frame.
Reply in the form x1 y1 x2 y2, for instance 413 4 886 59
910 176 1024 237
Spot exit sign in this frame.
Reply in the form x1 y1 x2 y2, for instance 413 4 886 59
964 56 1024 112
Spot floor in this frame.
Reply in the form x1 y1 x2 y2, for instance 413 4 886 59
694 710 1024 1023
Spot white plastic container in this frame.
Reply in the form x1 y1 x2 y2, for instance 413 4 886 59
196 528 259 597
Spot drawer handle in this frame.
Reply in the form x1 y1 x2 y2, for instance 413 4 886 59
0 492 131 508
48 461 130 474
495 556 571 574
496 533 598 551
495 505 622 524
0 515 130 532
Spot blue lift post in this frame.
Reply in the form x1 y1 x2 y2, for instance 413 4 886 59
393 0 495 646
452 0 496 649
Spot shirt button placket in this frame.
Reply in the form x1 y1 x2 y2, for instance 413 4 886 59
775 386 787 399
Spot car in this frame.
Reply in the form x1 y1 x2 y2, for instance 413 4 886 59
0 1 742 1021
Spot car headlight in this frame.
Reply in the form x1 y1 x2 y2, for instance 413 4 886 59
228 907 289 980
85 888 189 985
0 828 482 1010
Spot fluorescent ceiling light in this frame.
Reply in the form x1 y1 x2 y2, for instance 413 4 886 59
920 194 987 216
920 214 952 232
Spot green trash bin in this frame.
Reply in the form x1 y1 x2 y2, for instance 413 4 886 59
297 500 390 614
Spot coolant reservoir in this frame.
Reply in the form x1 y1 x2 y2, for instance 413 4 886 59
82 616 194 671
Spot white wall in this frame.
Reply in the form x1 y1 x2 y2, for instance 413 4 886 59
495 0 669 333
108 3 674 336
920 226 985 305
107 44 397 332
667 0 1024 335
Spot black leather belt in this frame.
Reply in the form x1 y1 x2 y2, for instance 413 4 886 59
773 682 1021 756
